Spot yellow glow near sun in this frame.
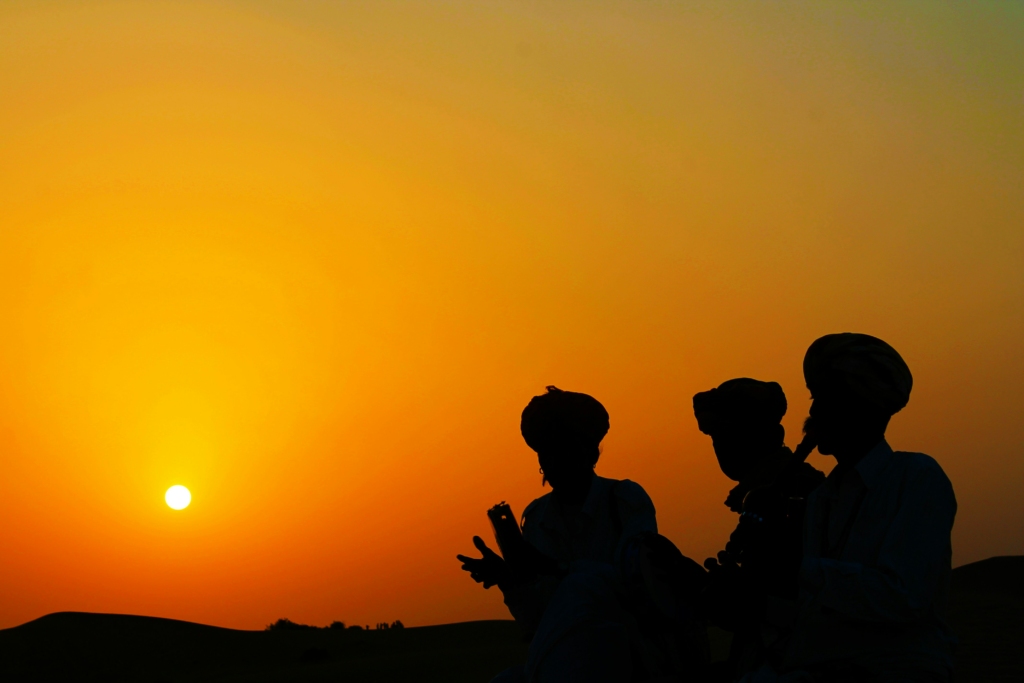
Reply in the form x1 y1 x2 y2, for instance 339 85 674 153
165 485 191 510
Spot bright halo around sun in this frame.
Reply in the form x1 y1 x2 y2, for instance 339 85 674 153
165 485 191 510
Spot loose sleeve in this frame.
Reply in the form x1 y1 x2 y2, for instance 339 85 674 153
501 575 559 636
802 458 956 623
613 479 658 562
501 498 558 635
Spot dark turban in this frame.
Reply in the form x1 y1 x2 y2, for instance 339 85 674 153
521 386 610 453
803 333 913 416
692 378 787 436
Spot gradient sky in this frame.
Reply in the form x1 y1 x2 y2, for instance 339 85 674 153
0 1 1021 630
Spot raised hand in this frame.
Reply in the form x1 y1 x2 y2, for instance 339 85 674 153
457 536 510 589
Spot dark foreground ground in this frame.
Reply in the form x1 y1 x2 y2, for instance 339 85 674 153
0 616 529 683
0 556 1020 682
946 556 1024 682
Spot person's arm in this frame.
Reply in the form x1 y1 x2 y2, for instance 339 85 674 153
800 458 956 623
612 480 658 566
501 575 560 635
501 499 559 636
616 480 658 534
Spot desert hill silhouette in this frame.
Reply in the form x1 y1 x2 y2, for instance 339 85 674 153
949 555 1024 596
0 557 1020 682
946 556 1024 683
0 613 527 682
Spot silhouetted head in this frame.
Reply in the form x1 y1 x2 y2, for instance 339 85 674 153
803 333 912 462
521 386 609 492
693 378 787 482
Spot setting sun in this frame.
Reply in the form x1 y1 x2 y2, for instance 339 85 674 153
165 486 191 511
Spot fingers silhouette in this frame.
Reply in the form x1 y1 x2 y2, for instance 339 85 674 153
473 536 497 557
458 537 504 591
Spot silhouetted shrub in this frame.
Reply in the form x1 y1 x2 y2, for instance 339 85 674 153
265 618 320 631
267 618 315 631
264 617 401 632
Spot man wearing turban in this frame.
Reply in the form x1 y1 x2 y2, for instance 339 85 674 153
457 387 662 682
694 379 825 679
782 334 957 683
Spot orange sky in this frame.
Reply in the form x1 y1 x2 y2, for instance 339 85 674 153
0 1 1021 630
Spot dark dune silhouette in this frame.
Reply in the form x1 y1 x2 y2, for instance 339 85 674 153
0 613 527 682
949 555 1024 596
0 557 1019 682
947 556 1024 683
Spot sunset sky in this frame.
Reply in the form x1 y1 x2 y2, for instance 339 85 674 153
0 1 1021 631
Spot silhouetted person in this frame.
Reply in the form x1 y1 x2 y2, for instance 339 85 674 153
694 378 825 679
458 386 657 631
778 334 957 683
458 386 659 682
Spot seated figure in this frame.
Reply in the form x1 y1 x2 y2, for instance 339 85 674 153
458 386 667 681
780 333 957 683
694 379 825 679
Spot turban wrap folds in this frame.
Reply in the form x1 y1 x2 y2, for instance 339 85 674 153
803 333 913 416
521 386 609 453
693 378 787 436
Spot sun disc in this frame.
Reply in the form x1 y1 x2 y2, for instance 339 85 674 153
165 485 191 510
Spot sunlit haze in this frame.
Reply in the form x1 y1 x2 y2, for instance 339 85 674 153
0 1 1021 630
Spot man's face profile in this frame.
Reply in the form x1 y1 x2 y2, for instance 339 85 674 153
807 385 848 456
710 429 758 482
537 446 594 491
808 382 889 458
